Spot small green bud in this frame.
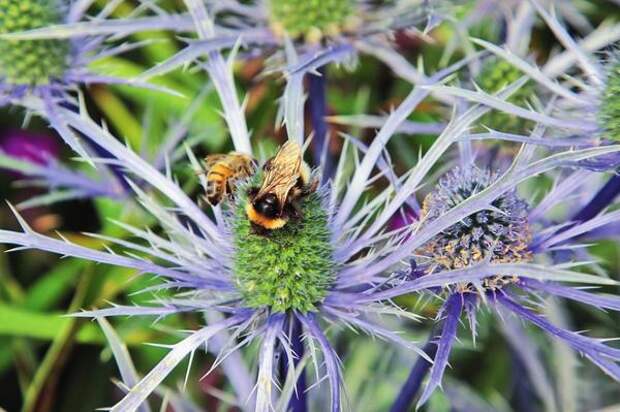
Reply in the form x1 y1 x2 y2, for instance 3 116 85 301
476 58 535 134
268 0 355 43
0 0 69 86
599 58 620 141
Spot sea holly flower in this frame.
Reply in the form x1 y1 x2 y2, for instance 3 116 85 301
267 0 359 44
454 0 620 142
0 0 70 89
0 68 451 411
390 156 620 409
0 0 172 161
419 166 532 274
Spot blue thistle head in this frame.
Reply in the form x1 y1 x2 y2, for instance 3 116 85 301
268 0 357 43
476 58 535 133
232 172 336 313
599 56 620 142
0 0 69 86
420 167 532 284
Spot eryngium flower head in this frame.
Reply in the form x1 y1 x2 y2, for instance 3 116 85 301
421 167 531 273
268 0 357 43
476 58 534 133
0 0 69 86
233 175 335 312
599 56 620 142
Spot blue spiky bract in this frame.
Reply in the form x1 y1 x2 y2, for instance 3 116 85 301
0 0 69 86
476 58 535 133
599 57 620 141
421 167 531 282
232 173 335 313
268 0 355 41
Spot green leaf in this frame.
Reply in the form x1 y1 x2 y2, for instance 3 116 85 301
22 260 84 311
0 303 102 343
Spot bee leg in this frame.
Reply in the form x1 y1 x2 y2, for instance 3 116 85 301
250 223 271 237
225 181 236 202
262 158 273 171
309 178 319 193
299 178 319 197
289 201 304 220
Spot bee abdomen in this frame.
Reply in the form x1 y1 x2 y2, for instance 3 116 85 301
205 181 224 205
206 165 232 205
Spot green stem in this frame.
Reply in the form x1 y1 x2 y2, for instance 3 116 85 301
21 269 92 412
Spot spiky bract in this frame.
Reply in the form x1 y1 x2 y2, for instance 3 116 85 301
232 174 335 313
599 58 620 142
477 58 535 133
268 0 355 42
0 0 69 86
421 167 531 290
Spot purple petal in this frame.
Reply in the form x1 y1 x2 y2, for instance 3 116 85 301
499 313 558 412
287 44 356 77
110 313 249 411
0 227 222 288
417 293 463 407
299 313 341 412
498 295 620 365
572 175 620 224
256 313 285 411
576 151 620 172
520 279 620 311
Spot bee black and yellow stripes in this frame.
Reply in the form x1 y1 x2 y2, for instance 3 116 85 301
203 153 256 205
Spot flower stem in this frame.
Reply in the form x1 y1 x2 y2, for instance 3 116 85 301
308 67 333 182
389 328 439 412
572 174 620 223
280 315 307 412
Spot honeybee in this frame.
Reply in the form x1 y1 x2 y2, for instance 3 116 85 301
246 141 317 231
203 152 257 205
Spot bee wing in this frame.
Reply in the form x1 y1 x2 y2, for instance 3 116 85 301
235 154 258 175
204 154 229 169
257 141 302 207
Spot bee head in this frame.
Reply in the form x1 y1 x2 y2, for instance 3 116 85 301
253 194 280 218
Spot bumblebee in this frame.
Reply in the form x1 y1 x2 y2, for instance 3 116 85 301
246 141 317 231
203 152 256 205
